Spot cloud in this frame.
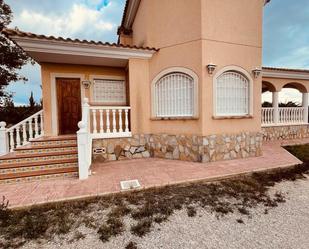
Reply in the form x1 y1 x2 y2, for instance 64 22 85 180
10 3 118 41
4 0 125 105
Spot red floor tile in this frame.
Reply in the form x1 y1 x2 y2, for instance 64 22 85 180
0 138 306 208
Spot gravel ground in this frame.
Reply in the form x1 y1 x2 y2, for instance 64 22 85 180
21 176 309 249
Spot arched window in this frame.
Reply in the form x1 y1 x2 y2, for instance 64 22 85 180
152 68 198 118
215 70 251 116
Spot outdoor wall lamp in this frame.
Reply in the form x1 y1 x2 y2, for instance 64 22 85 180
82 80 91 89
207 63 217 75
252 68 262 78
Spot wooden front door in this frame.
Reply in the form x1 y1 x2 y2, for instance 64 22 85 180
56 78 82 135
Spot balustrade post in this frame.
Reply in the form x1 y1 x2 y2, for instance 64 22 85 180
272 92 279 124
16 126 21 147
303 92 308 123
34 116 39 138
118 109 123 132
125 109 129 132
99 110 104 133
112 109 116 133
77 98 91 180
40 112 44 136
9 131 14 152
77 122 90 180
106 110 110 133
92 110 97 133
28 118 33 140
0 122 9 156
22 122 27 145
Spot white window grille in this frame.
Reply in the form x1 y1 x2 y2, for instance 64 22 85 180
216 71 250 116
154 72 194 117
93 79 126 104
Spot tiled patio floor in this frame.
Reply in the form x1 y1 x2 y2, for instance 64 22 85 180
1 138 308 208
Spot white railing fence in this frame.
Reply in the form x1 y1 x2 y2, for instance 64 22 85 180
261 107 274 125
77 98 132 180
262 107 307 126
89 106 131 138
0 110 44 155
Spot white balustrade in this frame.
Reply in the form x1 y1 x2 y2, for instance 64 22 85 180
262 107 306 126
0 110 44 155
77 98 132 180
88 106 131 138
261 108 274 125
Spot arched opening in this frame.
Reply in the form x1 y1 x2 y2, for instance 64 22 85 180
261 81 308 125
262 81 277 107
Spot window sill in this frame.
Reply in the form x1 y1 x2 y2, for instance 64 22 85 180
212 115 253 120
151 116 199 121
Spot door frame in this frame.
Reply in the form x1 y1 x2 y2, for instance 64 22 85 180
51 73 85 136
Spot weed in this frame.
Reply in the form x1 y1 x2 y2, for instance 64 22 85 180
131 218 152 237
97 217 124 242
187 206 197 217
236 218 244 224
126 241 138 249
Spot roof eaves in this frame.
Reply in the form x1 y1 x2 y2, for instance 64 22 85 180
2 28 159 52
262 66 309 74
118 0 140 36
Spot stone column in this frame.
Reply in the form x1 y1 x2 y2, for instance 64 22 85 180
302 92 308 123
272 91 279 125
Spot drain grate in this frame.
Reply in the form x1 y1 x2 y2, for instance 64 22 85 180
120 179 141 190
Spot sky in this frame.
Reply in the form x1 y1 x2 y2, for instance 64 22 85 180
4 0 309 105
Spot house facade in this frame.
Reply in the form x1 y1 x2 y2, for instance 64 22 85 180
0 0 308 182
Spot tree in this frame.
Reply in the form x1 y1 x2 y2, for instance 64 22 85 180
28 91 35 108
0 0 31 104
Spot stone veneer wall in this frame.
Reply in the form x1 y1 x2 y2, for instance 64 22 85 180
262 124 309 141
92 132 262 163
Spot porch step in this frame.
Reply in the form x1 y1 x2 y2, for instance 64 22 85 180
0 150 78 165
0 165 78 181
0 169 78 185
0 135 79 184
30 135 77 146
14 144 77 155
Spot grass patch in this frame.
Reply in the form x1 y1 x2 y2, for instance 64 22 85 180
0 144 308 247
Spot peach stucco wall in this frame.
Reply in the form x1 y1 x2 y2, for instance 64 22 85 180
40 63 126 136
132 0 202 48
129 0 264 135
41 0 266 137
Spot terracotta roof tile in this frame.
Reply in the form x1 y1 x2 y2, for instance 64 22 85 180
262 66 309 74
2 28 158 52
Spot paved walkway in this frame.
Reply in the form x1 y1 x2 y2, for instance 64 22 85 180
1 139 308 208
